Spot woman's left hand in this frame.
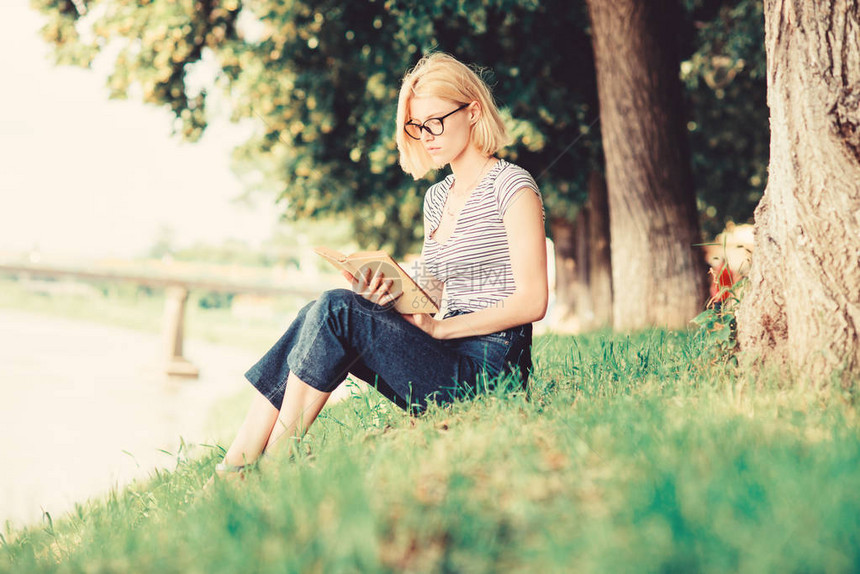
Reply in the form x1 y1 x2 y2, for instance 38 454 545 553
402 312 443 339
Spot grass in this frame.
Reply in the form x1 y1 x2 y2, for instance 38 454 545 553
2 328 858 573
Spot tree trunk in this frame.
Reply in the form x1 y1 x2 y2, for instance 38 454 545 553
586 170 613 329
587 0 707 330
550 171 613 332
737 1 860 385
550 216 579 331
573 207 595 327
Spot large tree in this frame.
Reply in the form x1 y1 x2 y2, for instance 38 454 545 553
737 0 860 384
31 0 600 255
587 0 707 330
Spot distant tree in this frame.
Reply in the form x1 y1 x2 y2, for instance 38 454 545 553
737 1 860 385
586 0 707 330
552 171 612 331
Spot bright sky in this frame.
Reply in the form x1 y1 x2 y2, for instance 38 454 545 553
0 2 280 260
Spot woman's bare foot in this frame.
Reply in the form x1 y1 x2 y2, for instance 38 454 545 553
202 460 251 492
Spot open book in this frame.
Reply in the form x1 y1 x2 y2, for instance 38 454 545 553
314 246 439 315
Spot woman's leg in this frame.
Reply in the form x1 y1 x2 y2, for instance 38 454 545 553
219 288 502 471
274 289 500 412
219 293 352 466
247 290 479 414
263 371 332 453
220 391 280 467
218 301 317 468
218 374 330 469
220 371 331 472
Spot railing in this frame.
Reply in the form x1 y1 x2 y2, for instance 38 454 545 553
0 263 321 378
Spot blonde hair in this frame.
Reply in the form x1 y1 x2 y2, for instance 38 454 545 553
396 53 510 180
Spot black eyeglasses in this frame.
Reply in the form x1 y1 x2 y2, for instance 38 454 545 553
404 103 469 140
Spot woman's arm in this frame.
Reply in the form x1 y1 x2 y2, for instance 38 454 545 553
404 187 548 339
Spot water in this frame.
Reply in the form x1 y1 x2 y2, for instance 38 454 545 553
0 309 259 529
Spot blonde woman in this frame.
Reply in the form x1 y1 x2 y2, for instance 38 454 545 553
215 53 547 476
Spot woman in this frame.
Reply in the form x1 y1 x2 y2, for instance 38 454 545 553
215 53 547 476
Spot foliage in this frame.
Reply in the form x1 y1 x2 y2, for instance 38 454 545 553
31 0 600 256
692 277 747 364
197 290 234 309
680 0 769 237
3 331 860 572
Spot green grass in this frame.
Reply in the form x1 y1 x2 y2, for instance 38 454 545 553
2 329 858 573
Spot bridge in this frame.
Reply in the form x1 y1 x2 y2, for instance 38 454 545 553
0 263 323 378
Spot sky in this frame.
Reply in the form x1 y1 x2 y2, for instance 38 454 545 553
0 2 281 260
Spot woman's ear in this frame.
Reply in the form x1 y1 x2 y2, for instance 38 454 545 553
468 101 482 124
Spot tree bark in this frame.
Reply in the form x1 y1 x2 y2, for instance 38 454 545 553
587 0 707 330
573 207 595 327
550 216 579 330
586 170 613 329
550 171 613 332
737 1 860 385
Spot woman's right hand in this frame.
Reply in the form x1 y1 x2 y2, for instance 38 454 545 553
345 267 402 306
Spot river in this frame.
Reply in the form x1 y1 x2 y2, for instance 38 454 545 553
0 309 260 530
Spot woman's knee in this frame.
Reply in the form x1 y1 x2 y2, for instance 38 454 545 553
295 299 316 319
313 288 359 313
300 289 358 327
283 299 317 335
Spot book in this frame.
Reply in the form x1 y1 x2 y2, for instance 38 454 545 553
313 246 439 315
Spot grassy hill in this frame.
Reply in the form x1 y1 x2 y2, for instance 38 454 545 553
2 331 859 573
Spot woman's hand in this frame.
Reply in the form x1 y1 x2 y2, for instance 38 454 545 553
401 312 442 338
344 267 402 307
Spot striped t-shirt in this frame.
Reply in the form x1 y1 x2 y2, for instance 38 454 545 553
422 159 544 314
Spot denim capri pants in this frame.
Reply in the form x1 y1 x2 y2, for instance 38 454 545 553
245 288 533 413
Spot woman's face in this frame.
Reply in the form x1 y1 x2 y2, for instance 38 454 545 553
407 96 474 167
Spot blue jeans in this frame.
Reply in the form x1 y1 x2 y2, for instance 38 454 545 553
245 288 533 413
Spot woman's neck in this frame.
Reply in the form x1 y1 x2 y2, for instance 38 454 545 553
449 146 495 190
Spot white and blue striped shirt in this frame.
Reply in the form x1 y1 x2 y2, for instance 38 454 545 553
422 159 544 314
